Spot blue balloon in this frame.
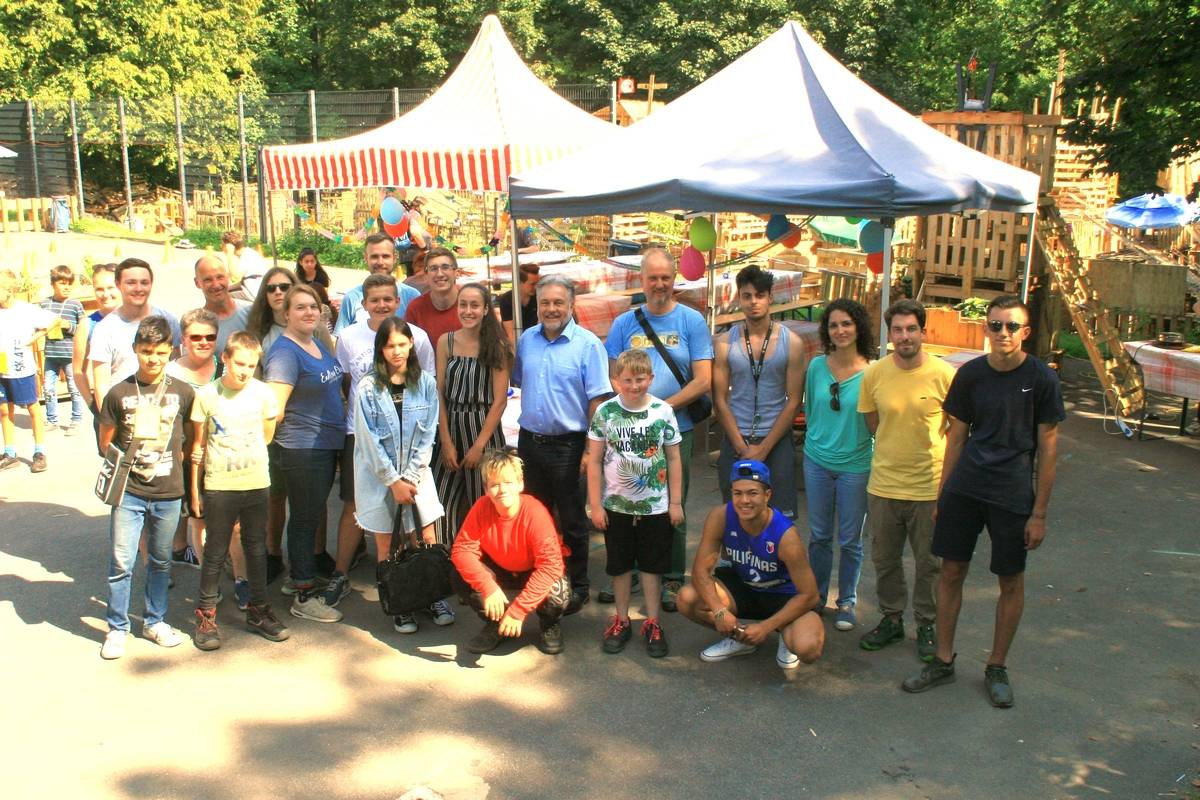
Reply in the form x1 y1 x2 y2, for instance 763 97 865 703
857 220 885 254
766 213 790 241
380 196 404 225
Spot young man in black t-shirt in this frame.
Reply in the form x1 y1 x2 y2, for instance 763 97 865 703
98 316 196 660
902 296 1065 707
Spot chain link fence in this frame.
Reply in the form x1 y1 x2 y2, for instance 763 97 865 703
0 83 612 232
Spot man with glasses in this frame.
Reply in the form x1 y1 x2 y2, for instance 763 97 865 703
334 234 420 335
712 265 805 520
602 247 713 612
902 295 1064 707
405 247 462 349
194 255 250 354
857 299 954 662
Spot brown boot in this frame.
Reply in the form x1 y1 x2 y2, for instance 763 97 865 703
194 607 221 651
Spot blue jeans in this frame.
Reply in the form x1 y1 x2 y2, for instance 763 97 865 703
803 454 868 607
106 492 182 632
271 445 337 586
43 356 83 425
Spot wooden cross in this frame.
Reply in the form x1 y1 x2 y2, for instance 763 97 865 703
637 73 669 108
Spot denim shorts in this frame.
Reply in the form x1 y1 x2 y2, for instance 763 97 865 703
0 375 38 406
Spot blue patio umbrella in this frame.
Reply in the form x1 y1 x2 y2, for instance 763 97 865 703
1104 192 1198 229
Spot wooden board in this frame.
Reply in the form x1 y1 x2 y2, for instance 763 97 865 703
1086 257 1188 316
924 306 987 350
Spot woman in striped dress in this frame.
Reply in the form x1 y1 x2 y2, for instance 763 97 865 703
433 283 511 543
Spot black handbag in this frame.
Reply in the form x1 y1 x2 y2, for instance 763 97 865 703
375 500 454 615
634 307 713 424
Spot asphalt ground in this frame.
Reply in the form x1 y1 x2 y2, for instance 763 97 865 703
2 232 1198 799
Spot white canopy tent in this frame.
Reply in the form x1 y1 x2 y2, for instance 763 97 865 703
508 20 1042 348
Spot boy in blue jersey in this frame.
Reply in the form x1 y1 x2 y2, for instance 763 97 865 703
677 459 825 669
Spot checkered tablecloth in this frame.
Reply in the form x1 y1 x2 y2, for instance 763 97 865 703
938 349 987 370
781 320 824 362
1124 341 1200 399
676 270 809 315
455 249 575 279
540 259 642 295
573 293 632 339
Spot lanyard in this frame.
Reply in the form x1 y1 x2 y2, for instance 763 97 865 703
742 323 772 438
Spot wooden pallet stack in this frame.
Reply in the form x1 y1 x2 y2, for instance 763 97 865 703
1053 135 1119 260
1037 203 1145 417
917 111 1059 304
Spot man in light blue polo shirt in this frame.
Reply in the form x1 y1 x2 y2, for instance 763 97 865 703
333 233 420 334
604 247 714 611
514 274 610 613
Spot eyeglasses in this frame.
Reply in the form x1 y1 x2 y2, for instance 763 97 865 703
265 282 292 294
188 333 218 343
829 381 841 411
987 320 1026 334
426 263 456 273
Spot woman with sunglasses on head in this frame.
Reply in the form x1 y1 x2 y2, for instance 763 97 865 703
803 298 876 633
247 267 335 356
433 283 511 544
264 285 346 623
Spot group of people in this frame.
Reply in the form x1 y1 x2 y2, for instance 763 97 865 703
0 234 1064 708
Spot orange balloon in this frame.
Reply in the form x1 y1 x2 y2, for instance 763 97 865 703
866 251 884 274
780 225 803 249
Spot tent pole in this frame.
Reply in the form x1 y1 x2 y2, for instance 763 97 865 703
878 221 894 355
267 187 278 268
511 213 524 338
1020 209 1037 303
706 214 718 335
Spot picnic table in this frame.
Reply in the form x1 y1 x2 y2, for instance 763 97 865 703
1123 341 1200 435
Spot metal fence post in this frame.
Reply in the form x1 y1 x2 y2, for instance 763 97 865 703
392 87 400 120
69 99 84 215
26 100 41 199
609 81 617 125
117 96 133 230
237 91 251 240
174 92 188 230
256 148 270 248
308 89 320 223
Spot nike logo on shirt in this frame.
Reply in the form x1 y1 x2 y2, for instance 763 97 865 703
1021 387 1033 392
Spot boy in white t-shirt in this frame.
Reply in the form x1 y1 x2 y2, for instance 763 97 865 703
586 348 683 658
0 269 57 472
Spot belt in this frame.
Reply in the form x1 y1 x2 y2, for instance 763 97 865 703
522 429 585 444
744 435 765 445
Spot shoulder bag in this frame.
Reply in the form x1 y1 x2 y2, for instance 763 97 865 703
94 377 169 506
634 307 712 424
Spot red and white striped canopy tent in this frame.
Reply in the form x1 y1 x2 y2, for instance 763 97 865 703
261 15 616 192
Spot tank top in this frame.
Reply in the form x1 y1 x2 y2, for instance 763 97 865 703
726 323 790 437
722 503 796 594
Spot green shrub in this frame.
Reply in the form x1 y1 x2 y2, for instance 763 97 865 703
173 226 255 251
275 229 365 268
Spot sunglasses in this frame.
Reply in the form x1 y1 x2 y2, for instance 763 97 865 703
188 333 218 343
735 465 765 482
829 381 841 411
987 320 1026 334
265 282 292 293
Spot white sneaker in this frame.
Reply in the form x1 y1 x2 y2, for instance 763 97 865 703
101 630 127 660
290 593 343 623
393 613 418 634
428 599 455 626
776 637 800 669
143 622 182 648
699 636 758 662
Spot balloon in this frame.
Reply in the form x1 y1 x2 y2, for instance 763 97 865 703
382 216 410 238
780 225 803 249
380 196 404 225
688 218 717 252
679 246 706 280
866 251 884 274
766 214 790 241
857 220 884 254
844 216 862 224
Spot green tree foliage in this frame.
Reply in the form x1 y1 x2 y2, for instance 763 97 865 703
1061 0 1200 194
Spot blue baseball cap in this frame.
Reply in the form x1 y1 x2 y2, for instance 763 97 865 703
729 459 771 487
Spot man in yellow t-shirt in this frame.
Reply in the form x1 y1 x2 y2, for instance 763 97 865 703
856 299 955 662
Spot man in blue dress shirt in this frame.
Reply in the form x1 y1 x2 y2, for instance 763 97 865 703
514 275 611 613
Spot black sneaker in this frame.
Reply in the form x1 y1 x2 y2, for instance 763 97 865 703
902 655 956 693
246 604 291 642
467 621 502 654
985 664 1014 708
641 618 668 658
538 622 564 655
860 615 905 651
314 551 337 579
266 554 285 584
193 607 221 651
172 545 201 569
598 572 640 603
661 579 682 613
564 591 589 616
602 615 632 653
916 623 937 662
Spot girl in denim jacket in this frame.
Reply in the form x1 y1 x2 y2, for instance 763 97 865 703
352 317 450 632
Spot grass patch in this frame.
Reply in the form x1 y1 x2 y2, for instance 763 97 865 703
173 227 364 268
70 215 165 238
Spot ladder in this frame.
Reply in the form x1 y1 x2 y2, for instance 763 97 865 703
1035 203 1146 418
